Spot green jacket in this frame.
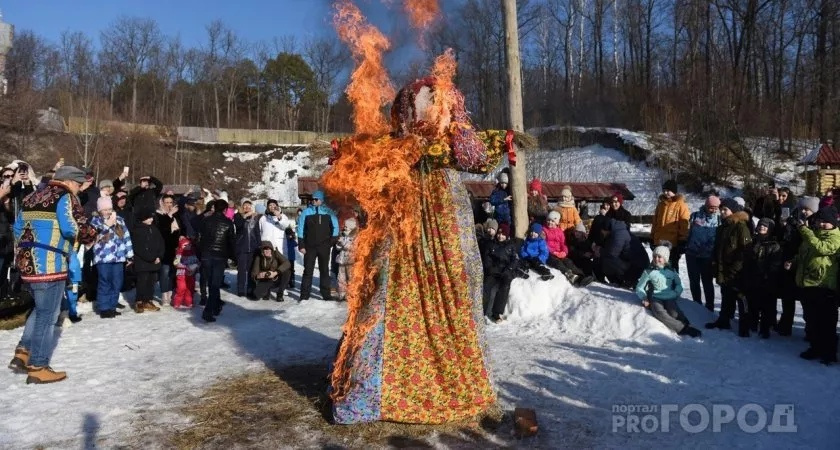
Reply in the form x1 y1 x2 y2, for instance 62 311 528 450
712 211 752 286
795 226 840 290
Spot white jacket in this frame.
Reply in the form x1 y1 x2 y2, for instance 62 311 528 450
259 212 294 255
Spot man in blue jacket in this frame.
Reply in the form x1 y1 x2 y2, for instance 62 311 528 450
296 190 338 301
685 195 721 310
9 166 97 384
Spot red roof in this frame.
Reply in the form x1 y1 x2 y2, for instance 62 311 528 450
800 143 840 165
297 177 633 202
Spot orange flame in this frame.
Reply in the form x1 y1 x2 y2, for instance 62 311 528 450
333 0 394 135
427 48 457 136
402 0 440 31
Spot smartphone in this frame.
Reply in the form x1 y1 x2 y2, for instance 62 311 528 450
781 207 790 221
123 166 129 173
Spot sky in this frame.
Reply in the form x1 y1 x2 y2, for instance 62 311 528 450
2 0 419 50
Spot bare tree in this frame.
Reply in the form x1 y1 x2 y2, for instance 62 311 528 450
100 16 162 123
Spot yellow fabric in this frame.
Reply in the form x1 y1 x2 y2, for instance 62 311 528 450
651 195 690 245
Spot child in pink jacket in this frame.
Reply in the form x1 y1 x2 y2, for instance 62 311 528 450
544 211 593 287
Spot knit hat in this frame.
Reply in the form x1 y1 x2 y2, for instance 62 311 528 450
267 199 279 207
815 207 839 228
241 197 252 205
720 198 743 213
484 218 499 231
529 178 542 193
137 207 156 221
547 210 561 223
312 190 325 201
799 196 820 213
612 192 624 204
653 241 672 262
497 223 511 237
344 218 358 231
734 197 746 208
54 166 87 184
757 217 775 232
99 179 113 189
560 185 573 199
97 196 113 212
529 223 543 235
497 172 509 184
662 180 678 194
706 195 721 207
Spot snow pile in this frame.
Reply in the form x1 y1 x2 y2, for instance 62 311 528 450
505 267 681 343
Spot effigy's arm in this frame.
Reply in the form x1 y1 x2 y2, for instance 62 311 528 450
447 124 507 174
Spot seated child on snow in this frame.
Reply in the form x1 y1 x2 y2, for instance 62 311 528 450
173 236 200 308
518 223 555 281
634 243 701 338
544 211 593 287
335 218 358 301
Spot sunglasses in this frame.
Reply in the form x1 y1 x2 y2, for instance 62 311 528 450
2 174 12 179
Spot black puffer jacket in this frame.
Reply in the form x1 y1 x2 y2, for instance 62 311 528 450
199 212 235 260
132 222 165 273
483 238 521 279
155 212 181 265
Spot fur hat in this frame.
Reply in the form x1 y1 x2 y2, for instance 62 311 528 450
54 166 87 184
547 210 562 223
720 198 743 213
497 172 509 184
815 207 839 228
799 196 820 213
484 218 499 231
706 195 721 207
653 241 672 262
497 223 511 237
662 179 678 194
96 196 113 212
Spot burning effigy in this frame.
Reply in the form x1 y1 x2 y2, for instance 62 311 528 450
323 0 514 424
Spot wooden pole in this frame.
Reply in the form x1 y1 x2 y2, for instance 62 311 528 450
502 0 529 238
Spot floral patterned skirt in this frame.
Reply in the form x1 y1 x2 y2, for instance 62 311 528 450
332 169 495 424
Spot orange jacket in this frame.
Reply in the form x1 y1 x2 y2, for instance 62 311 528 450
651 194 690 246
553 205 582 232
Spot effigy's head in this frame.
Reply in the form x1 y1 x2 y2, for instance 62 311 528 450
390 76 468 139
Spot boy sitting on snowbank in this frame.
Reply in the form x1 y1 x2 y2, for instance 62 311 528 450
635 243 702 338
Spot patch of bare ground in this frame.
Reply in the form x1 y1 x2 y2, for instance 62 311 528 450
142 364 517 449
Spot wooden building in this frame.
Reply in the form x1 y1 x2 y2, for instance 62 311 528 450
798 142 840 195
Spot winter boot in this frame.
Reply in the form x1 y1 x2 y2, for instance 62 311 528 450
564 272 579 285
144 301 160 312
576 275 595 288
540 274 555 281
8 347 29 374
68 314 82 323
25 366 67 384
705 318 731 330
134 301 145 313
799 348 818 360
678 326 702 338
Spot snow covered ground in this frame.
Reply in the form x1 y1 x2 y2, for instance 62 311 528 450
2 256 838 448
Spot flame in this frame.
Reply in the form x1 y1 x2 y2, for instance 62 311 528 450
333 0 394 135
402 0 440 31
428 48 457 136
